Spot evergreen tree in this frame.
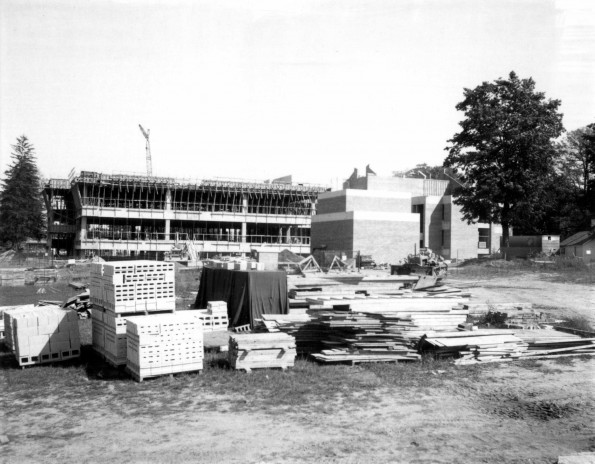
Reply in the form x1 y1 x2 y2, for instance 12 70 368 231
444 72 564 246
0 136 45 249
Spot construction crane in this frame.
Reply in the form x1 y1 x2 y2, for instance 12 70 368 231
138 124 152 176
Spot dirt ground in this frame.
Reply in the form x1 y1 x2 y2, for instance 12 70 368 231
448 269 595 325
1 268 594 464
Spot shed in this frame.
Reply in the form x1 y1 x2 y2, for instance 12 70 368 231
560 231 595 264
501 235 560 259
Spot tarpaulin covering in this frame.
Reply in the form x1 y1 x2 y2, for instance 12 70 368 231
194 268 289 328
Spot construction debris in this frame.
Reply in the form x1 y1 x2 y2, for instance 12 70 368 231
228 332 296 372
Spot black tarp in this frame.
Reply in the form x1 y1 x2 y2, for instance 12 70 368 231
194 267 289 328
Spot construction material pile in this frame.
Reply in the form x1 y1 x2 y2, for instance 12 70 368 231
257 314 326 354
0 268 25 287
126 312 204 381
204 259 264 271
90 261 175 313
310 311 421 364
260 280 472 363
229 332 296 372
90 261 176 366
419 330 528 364
420 330 595 364
3 305 80 367
194 301 229 332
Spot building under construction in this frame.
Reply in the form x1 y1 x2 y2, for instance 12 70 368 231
43 171 328 259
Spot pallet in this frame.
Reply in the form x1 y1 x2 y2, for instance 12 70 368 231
126 363 203 382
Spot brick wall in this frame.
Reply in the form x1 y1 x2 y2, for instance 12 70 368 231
310 219 354 252
353 219 419 264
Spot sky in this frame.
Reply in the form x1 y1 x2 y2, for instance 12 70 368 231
1 0 594 187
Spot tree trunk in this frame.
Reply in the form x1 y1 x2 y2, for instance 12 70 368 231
501 220 510 249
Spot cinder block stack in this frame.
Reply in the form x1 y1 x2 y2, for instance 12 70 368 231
2 304 37 350
90 261 176 366
195 301 229 332
3 305 80 367
125 312 203 382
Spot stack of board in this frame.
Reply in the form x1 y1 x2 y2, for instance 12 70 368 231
194 301 229 332
90 261 176 366
310 312 420 364
228 333 296 372
3 305 80 367
256 314 326 354
419 330 528 364
126 312 204 382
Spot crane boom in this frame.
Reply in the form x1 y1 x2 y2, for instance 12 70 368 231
139 124 152 176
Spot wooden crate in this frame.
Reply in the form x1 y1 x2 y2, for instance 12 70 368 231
229 333 296 372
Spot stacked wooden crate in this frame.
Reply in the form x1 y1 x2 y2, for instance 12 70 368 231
125 312 203 381
90 261 175 366
3 305 80 367
229 333 296 372
194 301 229 332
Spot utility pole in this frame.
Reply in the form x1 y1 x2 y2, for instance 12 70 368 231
139 124 152 176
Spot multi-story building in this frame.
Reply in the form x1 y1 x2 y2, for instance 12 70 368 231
311 169 502 263
43 171 327 259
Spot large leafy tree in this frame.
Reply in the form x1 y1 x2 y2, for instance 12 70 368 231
444 72 564 246
582 122 595 215
0 136 45 249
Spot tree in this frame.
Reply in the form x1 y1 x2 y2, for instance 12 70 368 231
0 136 45 249
582 122 595 215
444 72 564 246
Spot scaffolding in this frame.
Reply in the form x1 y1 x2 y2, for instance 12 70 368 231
44 171 326 257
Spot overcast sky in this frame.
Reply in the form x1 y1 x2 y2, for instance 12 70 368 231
1 0 594 186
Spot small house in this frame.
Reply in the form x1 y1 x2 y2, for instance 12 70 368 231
560 231 595 264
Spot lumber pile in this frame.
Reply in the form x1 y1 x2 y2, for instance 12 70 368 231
90 260 176 366
3 305 80 366
256 314 326 354
310 312 421 364
419 330 528 364
194 301 229 332
228 333 296 372
420 330 595 365
126 311 204 382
